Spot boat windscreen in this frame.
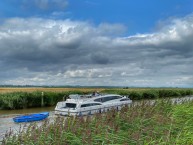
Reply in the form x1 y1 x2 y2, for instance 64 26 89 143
66 103 77 108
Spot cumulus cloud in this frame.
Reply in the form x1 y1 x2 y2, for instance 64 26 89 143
0 14 193 87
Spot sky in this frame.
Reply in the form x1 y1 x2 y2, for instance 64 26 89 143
0 0 193 87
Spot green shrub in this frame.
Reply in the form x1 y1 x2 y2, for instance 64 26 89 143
26 91 42 107
44 92 66 106
185 89 193 95
142 90 159 99
159 89 181 98
129 92 143 100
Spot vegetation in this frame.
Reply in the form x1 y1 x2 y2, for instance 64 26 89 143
2 100 193 144
0 91 71 109
101 88 193 100
0 88 193 109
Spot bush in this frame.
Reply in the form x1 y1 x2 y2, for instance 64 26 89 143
129 92 143 100
142 90 159 99
44 92 67 106
185 89 193 95
159 89 181 98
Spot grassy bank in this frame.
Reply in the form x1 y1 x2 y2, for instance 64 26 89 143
0 88 193 109
2 100 193 144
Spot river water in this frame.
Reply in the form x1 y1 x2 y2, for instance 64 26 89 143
0 96 193 141
0 106 55 141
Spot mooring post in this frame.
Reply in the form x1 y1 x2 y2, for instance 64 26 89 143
41 91 44 107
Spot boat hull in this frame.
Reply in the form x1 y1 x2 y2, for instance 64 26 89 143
55 101 132 116
13 112 49 123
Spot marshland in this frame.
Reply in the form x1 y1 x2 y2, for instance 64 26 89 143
1 87 193 109
1 87 193 144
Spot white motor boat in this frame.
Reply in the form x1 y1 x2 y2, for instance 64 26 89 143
55 94 132 116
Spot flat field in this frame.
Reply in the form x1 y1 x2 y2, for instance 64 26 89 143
1 87 192 93
0 87 105 93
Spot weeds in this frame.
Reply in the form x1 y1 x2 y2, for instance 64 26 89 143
2 100 193 144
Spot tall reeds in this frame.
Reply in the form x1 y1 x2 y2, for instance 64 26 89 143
0 88 193 110
0 91 68 109
2 100 193 144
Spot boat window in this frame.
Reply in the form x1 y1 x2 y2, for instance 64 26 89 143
81 103 101 108
110 96 122 100
66 103 77 108
94 96 122 103
81 104 91 107
94 98 103 102
120 98 130 101
92 103 101 106
103 97 111 102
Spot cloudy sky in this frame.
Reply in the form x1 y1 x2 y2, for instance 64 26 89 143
0 0 193 87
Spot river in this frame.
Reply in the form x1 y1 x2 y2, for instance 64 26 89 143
0 96 193 141
0 106 55 141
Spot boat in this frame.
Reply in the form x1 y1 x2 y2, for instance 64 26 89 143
55 94 132 116
13 112 49 123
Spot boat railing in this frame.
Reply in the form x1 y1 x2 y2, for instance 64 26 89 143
68 93 103 100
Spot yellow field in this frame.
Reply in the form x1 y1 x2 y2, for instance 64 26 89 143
0 87 106 93
1 87 192 94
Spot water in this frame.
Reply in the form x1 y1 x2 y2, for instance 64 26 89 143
0 106 55 141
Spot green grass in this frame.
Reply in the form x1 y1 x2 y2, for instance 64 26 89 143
2 100 193 144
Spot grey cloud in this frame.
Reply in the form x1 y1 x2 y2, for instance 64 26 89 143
0 15 193 87
90 52 110 64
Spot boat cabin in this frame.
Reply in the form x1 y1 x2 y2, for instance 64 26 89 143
55 94 132 116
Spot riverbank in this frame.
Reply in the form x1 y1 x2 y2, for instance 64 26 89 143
2 99 193 144
0 88 193 110
0 107 55 141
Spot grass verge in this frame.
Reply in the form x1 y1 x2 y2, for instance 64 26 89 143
2 100 193 144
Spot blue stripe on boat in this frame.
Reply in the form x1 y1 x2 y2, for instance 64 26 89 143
13 112 49 123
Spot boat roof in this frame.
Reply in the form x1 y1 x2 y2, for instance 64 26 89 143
66 94 123 104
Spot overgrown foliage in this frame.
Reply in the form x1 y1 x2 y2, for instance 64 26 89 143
0 92 67 109
0 88 193 109
101 88 193 100
2 100 193 144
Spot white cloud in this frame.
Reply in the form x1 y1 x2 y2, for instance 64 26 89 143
0 14 193 87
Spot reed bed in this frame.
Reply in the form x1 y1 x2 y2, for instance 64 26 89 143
2 100 193 144
0 88 193 110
